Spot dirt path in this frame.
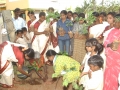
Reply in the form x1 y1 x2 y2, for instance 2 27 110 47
0 65 73 90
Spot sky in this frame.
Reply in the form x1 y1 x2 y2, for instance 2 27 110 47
29 0 120 12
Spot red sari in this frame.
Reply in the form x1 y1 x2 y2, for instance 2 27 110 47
103 28 120 90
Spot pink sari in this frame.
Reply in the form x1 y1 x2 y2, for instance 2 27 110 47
103 28 120 90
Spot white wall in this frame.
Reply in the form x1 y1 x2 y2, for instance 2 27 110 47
28 0 59 10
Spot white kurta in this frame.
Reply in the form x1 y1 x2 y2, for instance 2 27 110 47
0 41 26 85
85 69 103 90
79 52 91 87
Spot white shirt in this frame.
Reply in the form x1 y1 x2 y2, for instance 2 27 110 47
16 38 28 47
82 52 92 72
85 69 103 90
13 17 26 30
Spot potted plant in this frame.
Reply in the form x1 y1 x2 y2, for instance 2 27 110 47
45 11 60 36
66 20 73 38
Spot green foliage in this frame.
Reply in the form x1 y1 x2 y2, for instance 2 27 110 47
85 11 96 26
74 12 94 35
75 0 90 14
63 79 84 90
72 82 84 90
46 11 60 23
66 20 73 27
75 7 82 14
52 73 60 78
81 24 88 34
66 6 72 11
75 0 120 14
28 61 42 71
73 17 87 36
63 79 69 87
59 51 69 56
72 82 79 90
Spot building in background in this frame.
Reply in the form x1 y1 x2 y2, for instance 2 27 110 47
5 0 60 21
0 0 6 11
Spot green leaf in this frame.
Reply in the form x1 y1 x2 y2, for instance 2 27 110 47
79 85 84 90
66 21 73 27
63 79 69 87
58 51 68 56
52 73 59 78
72 82 79 90
46 11 60 23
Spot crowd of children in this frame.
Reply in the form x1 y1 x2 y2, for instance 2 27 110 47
1 7 120 90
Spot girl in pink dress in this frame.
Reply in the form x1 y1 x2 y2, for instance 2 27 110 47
103 14 120 90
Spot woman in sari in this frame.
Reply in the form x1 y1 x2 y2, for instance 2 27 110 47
0 41 34 88
103 14 120 90
27 11 38 41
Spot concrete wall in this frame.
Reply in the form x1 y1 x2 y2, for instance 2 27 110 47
6 0 29 10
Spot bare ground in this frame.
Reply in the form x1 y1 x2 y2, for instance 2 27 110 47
0 65 73 90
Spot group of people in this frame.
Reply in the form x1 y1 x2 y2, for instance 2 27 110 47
0 7 120 90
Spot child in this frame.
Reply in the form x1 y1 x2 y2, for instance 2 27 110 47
79 38 103 88
46 49 80 90
85 55 104 90
14 30 28 47
22 27 31 47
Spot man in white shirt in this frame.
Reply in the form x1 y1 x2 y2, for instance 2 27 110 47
12 8 26 31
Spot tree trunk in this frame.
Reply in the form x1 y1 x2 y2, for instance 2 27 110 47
2 10 16 42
